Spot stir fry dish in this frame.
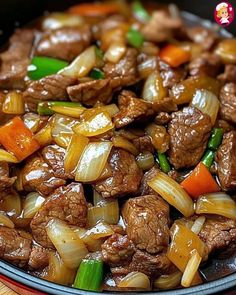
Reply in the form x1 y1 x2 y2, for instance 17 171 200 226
0 1 235 292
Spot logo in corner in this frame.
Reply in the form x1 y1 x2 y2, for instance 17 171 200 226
214 2 234 26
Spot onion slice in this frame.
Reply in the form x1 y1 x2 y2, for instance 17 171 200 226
0 211 14 228
181 250 202 288
148 172 194 217
112 136 139 155
191 216 206 235
104 42 126 63
23 192 45 219
142 71 167 103
118 272 150 289
154 271 182 290
0 149 18 163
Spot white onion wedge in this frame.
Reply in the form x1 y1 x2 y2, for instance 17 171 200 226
46 219 88 269
2 91 24 115
112 136 139 156
0 211 14 228
118 272 150 289
34 123 52 147
23 192 45 219
191 216 206 235
73 227 103 252
181 250 202 288
195 193 236 220
154 271 182 290
75 142 112 182
0 149 18 163
136 152 154 171
148 172 194 217
97 104 119 117
104 42 126 63
142 71 167 103
42 13 83 30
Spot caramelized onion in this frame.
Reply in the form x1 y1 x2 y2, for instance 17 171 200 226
181 250 202 288
42 12 83 30
0 211 14 228
23 192 45 219
154 271 182 290
142 71 167 103
112 136 139 155
136 152 154 171
34 123 52 147
2 91 24 115
104 42 126 63
0 149 18 163
118 272 150 289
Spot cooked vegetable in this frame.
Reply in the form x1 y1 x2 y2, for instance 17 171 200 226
201 150 215 169
159 44 190 67
157 152 171 173
28 57 68 80
68 3 119 16
215 39 236 64
97 104 119 117
74 228 103 252
75 142 113 182
181 162 220 199
23 113 42 133
142 71 167 103
0 149 18 163
23 192 45 219
132 0 150 22
181 250 202 288
42 12 83 30
34 123 52 147
2 91 25 114
191 216 206 235
118 272 151 289
46 219 88 269
146 124 169 153
89 68 105 80
148 172 194 217
74 259 103 291
112 136 139 155
0 191 21 216
195 193 236 220
138 57 158 78
208 128 223 150
126 28 144 48
0 211 15 228
37 101 84 118
191 90 220 125
136 151 155 170
0 117 40 161
104 42 126 63
154 271 182 290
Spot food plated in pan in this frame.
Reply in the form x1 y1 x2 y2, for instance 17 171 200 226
0 0 235 293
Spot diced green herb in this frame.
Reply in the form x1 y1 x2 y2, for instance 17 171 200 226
126 28 144 48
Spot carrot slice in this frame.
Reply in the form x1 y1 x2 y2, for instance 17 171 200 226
181 162 220 199
0 116 40 161
159 44 190 67
68 3 120 17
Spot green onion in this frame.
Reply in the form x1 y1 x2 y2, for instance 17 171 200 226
201 150 215 169
157 152 171 173
73 259 103 291
132 1 150 22
208 128 223 150
37 101 83 116
95 47 104 60
126 28 144 48
28 57 68 80
89 68 105 80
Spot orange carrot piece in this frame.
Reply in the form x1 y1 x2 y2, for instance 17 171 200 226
159 44 190 67
181 162 220 199
68 3 119 17
0 116 40 161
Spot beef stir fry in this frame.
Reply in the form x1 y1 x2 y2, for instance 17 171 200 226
0 1 235 292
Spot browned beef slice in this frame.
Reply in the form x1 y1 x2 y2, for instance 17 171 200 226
0 227 32 267
155 112 171 125
94 148 142 198
113 90 150 128
159 61 187 88
22 155 66 196
0 29 34 89
133 135 154 153
219 83 236 125
216 131 236 191
139 166 160 196
31 183 87 248
35 26 91 62
0 162 16 193
103 48 139 86
23 74 76 110
168 107 212 169
28 245 50 269
218 65 236 83
186 26 217 50
122 195 170 254
102 234 135 266
199 216 236 256
189 53 221 77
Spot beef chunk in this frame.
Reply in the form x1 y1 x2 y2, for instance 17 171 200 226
24 74 76 110
31 183 87 248
219 83 236 124
0 227 32 267
218 64 236 83
0 162 16 194
28 245 49 270
186 26 217 50
35 26 91 62
122 195 170 254
133 135 154 153
199 216 236 256
0 29 34 89
94 148 142 198
22 155 66 196
102 234 135 266
216 131 236 191
189 53 221 77
140 166 160 196
155 112 171 125
141 11 182 43
113 90 151 128
103 48 139 86
159 61 187 88
168 107 212 169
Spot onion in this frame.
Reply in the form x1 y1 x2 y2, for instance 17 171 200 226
23 113 41 133
96 163 113 182
214 39 236 64
13 167 23 191
23 192 45 219
104 42 126 63
74 110 114 137
154 271 182 290
2 91 24 115
112 136 139 156
0 149 18 163
118 272 151 289
74 227 103 252
75 142 112 182
145 124 169 153
42 12 83 30
86 221 114 238
46 218 88 269
45 252 76 285
93 190 105 206
191 90 219 125
101 26 128 51
142 71 167 103
138 57 157 79
50 105 85 118
148 172 194 217
97 104 119 117
34 123 52 147
136 152 154 171
64 133 89 174
59 46 97 78
0 211 14 228
181 250 202 288
195 193 236 220
141 42 160 56
191 216 206 235
0 191 21 216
